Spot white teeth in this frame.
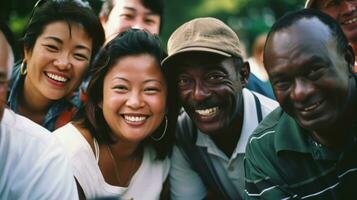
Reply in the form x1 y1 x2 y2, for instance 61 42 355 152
124 115 146 122
343 17 357 25
195 107 219 116
46 72 68 82
304 102 320 111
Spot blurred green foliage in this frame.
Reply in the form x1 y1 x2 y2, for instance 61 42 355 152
1 0 304 58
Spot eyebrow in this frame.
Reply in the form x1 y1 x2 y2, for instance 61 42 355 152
113 77 164 85
123 6 159 16
44 36 91 53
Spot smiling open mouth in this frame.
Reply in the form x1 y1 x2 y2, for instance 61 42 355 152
195 106 219 117
303 100 323 112
45 72 68 83
123 115 148 122
342 17 357 25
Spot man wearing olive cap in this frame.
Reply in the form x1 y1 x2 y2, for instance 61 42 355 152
306 0 357 71
162 17 278 199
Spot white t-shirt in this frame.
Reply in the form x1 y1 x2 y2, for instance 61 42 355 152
54 123 170 200
170 89 279 199
0 108 78 200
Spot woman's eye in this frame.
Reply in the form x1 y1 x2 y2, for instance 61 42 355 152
113 85 128 91
44 45 58 52
74 53 89 61
144 87 160 94
208 74 223 80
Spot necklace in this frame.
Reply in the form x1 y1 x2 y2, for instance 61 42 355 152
107 145 139 187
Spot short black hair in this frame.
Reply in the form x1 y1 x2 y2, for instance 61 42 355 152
265 9 349 57
76 29 178 159
99 0 165 33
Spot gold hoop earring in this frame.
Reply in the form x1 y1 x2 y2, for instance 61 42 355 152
20 61 27 75
150 115 168 141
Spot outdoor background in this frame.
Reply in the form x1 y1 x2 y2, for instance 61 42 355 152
0 0 305 59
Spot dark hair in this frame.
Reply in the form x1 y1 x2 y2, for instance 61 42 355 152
22 0 105 64
265 9 349 58
76 29 178 159
0 21 18 61
99 0 165 33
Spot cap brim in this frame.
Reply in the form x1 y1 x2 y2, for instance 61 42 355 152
162 47 231 69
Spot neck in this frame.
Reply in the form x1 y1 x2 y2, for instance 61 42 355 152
210 94 244 157
109 140 141 160
17 76 52 124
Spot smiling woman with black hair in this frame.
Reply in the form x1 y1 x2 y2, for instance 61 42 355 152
7 0 105 131
54 29 179 200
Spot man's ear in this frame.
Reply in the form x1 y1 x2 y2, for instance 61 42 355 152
240 61 250 87
345 45 355 74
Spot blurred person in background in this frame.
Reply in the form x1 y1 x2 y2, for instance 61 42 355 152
7 0 105 131
99 0 164 41
306 0 357 71
246 33 275 99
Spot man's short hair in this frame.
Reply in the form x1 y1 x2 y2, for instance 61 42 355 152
265 9 349 57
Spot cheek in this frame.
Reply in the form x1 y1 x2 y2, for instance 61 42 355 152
72 63 89 82
148 95 167 115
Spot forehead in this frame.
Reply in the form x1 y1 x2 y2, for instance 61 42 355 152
113 0 157 14
108 54 164 79
265 18 337 69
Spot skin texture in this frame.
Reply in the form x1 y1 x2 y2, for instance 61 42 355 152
21 21 92 124
100 0 161 41
101 53 167 144
264 17 355 147
174 53 249 136
0 31 9 121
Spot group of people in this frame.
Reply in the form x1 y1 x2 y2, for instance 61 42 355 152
0 0 356 199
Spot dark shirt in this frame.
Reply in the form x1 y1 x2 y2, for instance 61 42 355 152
244 107 357 199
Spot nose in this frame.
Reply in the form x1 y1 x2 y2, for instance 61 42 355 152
126 90 145 109
340 1 356 14
53 53 71 70
290 78 313 102
131 20 145 30
192 81 211 102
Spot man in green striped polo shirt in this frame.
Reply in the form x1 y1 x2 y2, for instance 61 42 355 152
244 9 357 199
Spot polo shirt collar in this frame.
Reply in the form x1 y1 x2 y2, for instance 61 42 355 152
274 112 311 154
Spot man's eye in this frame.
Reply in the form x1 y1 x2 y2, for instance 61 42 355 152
208 74 224 80
273 80 291 90
324 0 339 8
177 78 189 86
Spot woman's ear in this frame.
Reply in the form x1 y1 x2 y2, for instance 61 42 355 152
240 61 250 87
23 46 32 61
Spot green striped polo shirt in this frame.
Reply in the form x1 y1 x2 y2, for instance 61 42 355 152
244 107 357 199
